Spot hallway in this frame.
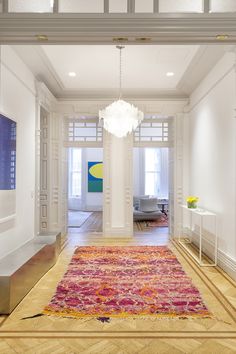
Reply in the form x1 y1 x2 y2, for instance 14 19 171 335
1 2 236 353
0 231 236 353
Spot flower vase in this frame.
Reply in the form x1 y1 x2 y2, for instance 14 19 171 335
187 201 197 209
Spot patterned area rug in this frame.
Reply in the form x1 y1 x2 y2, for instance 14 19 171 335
134 215 168 231
147 214 168 227
43 246 211 319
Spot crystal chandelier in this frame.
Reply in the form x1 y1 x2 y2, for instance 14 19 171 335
99 46 144 138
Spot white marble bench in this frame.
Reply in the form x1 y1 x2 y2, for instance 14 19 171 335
0 232 61 314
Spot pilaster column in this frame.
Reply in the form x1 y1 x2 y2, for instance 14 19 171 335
103 130 133 237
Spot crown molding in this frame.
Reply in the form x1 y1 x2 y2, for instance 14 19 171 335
177 45 227 94
56 89 189 101
1 13 236 44
56 99 189 117
13 45 64 96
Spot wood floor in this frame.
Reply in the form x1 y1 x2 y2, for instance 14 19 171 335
0 213 236 353
68 211 169 237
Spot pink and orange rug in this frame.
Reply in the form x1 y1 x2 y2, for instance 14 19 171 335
43 246 211 319
147 215 168 227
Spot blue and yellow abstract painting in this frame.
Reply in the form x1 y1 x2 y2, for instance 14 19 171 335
88 162 103 192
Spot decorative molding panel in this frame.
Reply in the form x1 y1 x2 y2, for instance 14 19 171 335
103 130 133 237
38 103 65 234
168 114 184 237
40 108 50 232
49 112 62 231
173 113 184 237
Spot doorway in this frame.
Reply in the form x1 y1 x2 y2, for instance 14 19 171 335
67 147 103 233
133 147 169 238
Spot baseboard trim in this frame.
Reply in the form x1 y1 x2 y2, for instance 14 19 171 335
0 214 16 224
103 227 133 237
217 249 236 282
175 235 236 281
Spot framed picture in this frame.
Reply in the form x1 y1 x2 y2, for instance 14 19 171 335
88 161 103 192
0 113 16 222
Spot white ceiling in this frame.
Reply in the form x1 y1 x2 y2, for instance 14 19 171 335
12 44 227 99
41 45 198 90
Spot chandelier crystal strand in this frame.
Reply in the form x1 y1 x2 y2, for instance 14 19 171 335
99 46 144 138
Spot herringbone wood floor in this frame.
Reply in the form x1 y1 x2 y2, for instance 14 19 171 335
0 213 236 353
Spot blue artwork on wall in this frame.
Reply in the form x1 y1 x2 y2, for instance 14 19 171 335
88 162 103 192
0 114 16 190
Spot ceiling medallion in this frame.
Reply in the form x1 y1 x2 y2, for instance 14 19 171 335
99 46 144 138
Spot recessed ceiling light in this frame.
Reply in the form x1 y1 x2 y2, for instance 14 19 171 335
68 72 77 77
166 72 174 77
216 34 229 41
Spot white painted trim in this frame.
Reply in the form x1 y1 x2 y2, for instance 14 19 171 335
218 249 236 281
0 109 17 123
187 64 235 112
0 55 36 97
103 131 133 237
1 13 236 45
0 214 16 224
103 227 133 237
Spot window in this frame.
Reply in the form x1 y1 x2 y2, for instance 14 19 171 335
145 148 161 196
144 148 169 198
134 119 169 145
9 0 53 12
66 119 103 144
68 148 82 198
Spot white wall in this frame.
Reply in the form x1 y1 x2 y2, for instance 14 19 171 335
0 45 36 259
186 52 236 276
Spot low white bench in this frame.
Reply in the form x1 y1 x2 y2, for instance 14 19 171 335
0 232 61 314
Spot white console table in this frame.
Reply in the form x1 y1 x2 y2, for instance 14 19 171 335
178 205 217 267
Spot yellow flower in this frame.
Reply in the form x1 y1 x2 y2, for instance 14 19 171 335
186 196 199 203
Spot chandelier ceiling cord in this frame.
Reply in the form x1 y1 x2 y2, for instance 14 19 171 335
99 46 144 138
118 45 124 100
